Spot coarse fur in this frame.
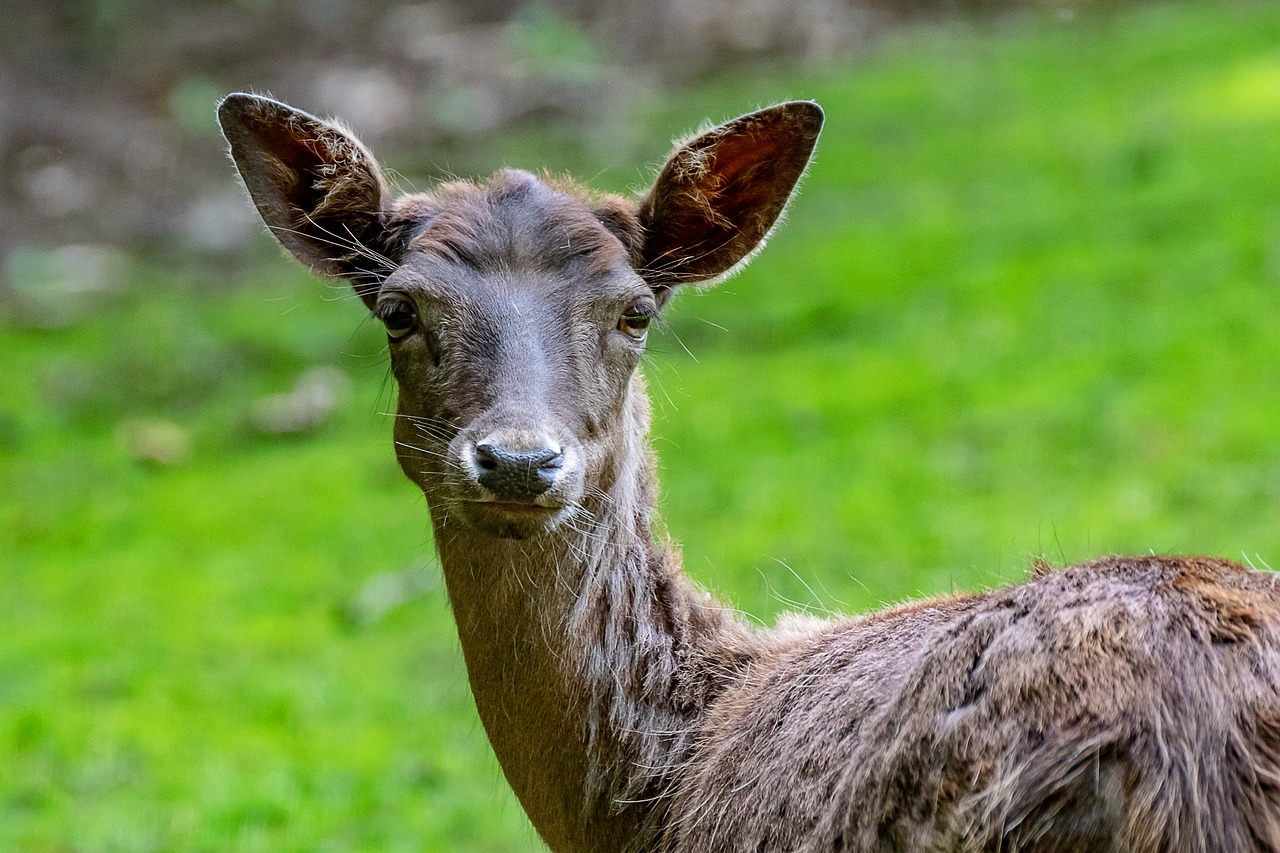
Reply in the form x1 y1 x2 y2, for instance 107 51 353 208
219 92 1280 852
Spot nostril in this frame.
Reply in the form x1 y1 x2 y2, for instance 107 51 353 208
533 447 563 470
474 443 500 472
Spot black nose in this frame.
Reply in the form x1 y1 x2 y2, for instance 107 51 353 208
473 440 564 499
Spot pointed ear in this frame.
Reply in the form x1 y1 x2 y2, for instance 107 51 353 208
217 93 396 308
637 101 823 294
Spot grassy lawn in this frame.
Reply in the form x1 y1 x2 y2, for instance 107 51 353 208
5 1 1280 849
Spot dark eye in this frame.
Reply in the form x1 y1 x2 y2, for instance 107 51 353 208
618 306 653 340
378 302 418 340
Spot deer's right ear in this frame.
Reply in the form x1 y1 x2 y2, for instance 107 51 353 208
218 93 396 308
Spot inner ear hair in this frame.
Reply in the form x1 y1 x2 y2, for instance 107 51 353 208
637 101 824 290
218 93 396 302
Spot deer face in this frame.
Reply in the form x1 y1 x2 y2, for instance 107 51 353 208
376 172 656 538
218 94 822 539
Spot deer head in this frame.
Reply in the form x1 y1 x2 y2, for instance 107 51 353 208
219 95 822 541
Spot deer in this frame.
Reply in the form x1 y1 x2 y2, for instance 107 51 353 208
218 92 1280 852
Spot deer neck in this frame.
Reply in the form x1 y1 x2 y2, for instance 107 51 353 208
429 381 746 851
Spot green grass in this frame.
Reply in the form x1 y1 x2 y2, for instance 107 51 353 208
5 2 1280 849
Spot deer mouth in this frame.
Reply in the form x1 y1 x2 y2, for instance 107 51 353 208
469 497 561 512
456 498 571 539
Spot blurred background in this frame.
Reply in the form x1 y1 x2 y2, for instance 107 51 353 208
4 0 1280 850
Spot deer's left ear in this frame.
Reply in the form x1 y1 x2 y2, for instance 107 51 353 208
637 101 823 295
218 93 397 308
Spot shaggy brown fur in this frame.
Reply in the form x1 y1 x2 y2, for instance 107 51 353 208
219 93 1280 852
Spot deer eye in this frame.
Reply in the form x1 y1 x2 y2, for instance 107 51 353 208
377 301 418 340
618 306 653 340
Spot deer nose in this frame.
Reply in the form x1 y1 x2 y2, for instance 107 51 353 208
472 438 564 499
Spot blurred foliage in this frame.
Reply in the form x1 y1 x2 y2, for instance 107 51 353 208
4 0 1280 849
505 3 605 81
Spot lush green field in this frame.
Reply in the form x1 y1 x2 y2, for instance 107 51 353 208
5 2 1280 849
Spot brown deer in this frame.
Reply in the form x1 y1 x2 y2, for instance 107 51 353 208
219 93 1280 852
